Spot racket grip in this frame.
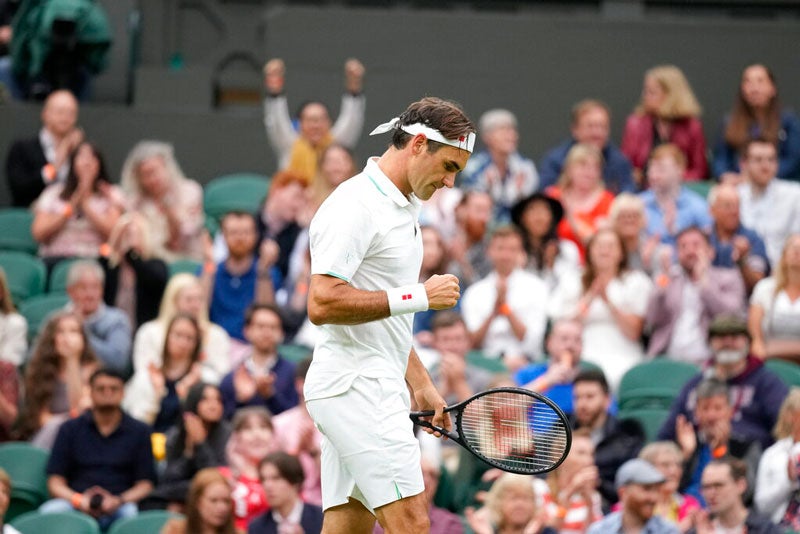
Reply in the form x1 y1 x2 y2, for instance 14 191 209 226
409 412 459 441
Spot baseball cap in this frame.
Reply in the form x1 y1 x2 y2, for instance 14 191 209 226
615 459 666 489
708 313 750 340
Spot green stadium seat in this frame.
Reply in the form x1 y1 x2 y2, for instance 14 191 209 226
579 360 604 374
203 173 270 223
107 510 183 534
0 209 37 254
0 442 50 520
764 358 800 388
618 359 698 411
0 251 47 306
18 293 69 342
168 259 202 278
48 258 78 293
618 407 671 443
685 181 712 199
10 510 100 534
466 350 508 374
278 343 313 364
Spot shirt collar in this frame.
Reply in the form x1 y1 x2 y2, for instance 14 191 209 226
244 352 278 374
364 158 419 209
271 500 304 525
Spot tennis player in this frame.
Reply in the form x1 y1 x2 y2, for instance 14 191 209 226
305 97 476 533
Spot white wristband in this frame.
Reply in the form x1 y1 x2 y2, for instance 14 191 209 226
386 284 429 316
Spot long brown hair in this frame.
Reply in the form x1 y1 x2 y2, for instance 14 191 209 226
185 468 236 534
59 141 112 201
161 313 202 373
581 229 628 293
724 64 782 150
0 269 16 314
15 312 97 440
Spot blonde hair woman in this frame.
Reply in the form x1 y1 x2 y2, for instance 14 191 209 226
637 441 700 532
132 274 231 384
755 388 800 525
622 65 707 182
120 141 205 262
545 144 615 260
466 473 555 534
749 234 800 361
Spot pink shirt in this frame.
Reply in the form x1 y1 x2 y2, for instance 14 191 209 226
272 406 323 506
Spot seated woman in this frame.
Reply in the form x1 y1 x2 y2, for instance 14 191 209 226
534 429 603 534
548 229 653 390
608 193 663 276
636 441 700 533
31 141 124 268
0 267 28 367
466 473 556 534
749 234 800 361
148 382 231 510
511 192 580 292
124 313 204 432
102 213 169 329
160 467 237 534
307 143 356 214
713 63 800 182
13 311 98 448
133 273 230 384
219 406 274 532
545 143 615 260
622 65 707 183
120 140 205 262
755 389 800 529
248 452 324 534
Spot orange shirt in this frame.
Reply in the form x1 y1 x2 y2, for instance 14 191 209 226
546 186 615 261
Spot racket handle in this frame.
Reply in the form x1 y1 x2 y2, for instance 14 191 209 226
409 412 459 442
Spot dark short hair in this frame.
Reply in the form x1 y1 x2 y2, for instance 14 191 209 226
740 136 778 160
675 225 710 245
244 303 284 328
221 210 257 228
430 310 466 332
295 357 312 380
707 456 748 482
573 369 610 395
259 451 305 488
390 97 475 152
89 368 125 386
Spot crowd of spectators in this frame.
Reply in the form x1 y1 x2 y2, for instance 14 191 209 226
0 57 799 533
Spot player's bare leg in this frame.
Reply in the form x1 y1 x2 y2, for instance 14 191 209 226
375 491 430 534
321 498 376 534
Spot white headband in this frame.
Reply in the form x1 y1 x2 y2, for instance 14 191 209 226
369 117 476 153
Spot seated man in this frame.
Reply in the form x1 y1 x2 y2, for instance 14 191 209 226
514 317 583 415
205 211 277 345
459 108 539 222
447 190 494 289
65 260 132 375
672 378 761 504
708 183 769 294
461 225 548 363
219 303 298 418
539 99 635 194
639 144 712 247
645 226 745 364
570 369 645 508
42 369 155 531
5 89 82 207
658 313 788 450
690 458 781 534
588 458 679 534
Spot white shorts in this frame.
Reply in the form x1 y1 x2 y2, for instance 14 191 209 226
305 375 424 514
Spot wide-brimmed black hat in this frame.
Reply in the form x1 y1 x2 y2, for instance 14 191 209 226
510 192 564 229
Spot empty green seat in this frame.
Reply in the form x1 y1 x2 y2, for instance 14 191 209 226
168 259 202 278
278 343 313 364
0 251 46 305
0 442 50 520
684 181 712 199
19 293 69 342
203 173 270 223
466 350 508 374
764 358 800 388
11 510 100 534
618 359 698 410
618 407 671 443
48 258 79 294
107 510 182 534
0 209 37 254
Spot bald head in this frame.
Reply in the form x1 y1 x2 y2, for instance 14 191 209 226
709 184 740 233
41 90 79 138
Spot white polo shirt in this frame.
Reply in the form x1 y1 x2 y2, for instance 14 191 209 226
304 158 423 401
739 178 800 267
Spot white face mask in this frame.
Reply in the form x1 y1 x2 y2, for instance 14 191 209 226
714 348 748 365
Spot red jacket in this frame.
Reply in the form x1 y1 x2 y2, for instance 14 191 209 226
621 113 708 180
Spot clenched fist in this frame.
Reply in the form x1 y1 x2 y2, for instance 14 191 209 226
423 274 461 310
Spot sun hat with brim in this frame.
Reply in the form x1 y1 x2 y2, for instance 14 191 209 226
510 192 564 229
615 458 666 489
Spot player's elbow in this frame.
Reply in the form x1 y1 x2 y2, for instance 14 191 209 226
307 297 330 325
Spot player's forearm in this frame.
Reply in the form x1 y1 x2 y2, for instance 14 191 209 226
405 348 436 393
308 276 390 325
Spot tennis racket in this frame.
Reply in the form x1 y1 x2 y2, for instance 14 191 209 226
410 387 571 475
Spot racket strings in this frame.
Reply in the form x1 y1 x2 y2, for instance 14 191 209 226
460 393 569 474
